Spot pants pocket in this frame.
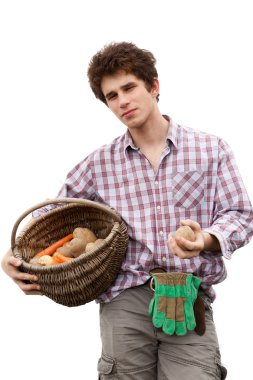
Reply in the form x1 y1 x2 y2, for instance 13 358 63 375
97 353 118 379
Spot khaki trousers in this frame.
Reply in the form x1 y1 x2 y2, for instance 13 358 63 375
98 284 227 380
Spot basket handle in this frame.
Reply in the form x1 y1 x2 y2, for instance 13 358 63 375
11 197 122 249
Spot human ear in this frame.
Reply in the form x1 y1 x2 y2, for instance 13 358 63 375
151 77 159 98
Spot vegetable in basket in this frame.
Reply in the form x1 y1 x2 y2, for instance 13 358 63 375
29 227 104 266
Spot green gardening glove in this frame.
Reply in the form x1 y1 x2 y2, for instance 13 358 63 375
148 272 202 336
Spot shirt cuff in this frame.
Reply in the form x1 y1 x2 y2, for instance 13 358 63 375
203 227 233 260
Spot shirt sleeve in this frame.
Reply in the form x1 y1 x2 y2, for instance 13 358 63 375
203 138 253 259
33 155 96 217
57 157 96 200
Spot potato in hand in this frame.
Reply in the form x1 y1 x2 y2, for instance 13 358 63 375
174 225 195 248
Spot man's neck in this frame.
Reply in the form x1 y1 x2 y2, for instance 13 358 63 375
129 113 170 150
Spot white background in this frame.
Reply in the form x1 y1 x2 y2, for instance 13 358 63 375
0 1 253 379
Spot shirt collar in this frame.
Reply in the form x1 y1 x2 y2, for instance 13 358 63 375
123 115 179 154
163 115 178 149
123 130 139 152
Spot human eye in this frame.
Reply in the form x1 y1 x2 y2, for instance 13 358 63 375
107 93 117 101
125 84 136 91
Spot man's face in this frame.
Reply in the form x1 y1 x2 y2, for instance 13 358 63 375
101 71 159 130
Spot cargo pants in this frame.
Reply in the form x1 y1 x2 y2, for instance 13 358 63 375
98 284 227 379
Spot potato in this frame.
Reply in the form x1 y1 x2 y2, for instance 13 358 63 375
56 245 74 258
38 255 55 266
63 241 72 247
174 226 195 248
68 238 87 258
73 227 97 246
29 256 42 266
85 242 95 253
85 239 104 253
30 254 55 266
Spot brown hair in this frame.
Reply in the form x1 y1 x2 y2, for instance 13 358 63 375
87 42 159 104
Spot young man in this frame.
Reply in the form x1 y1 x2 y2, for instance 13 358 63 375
2 42 253 379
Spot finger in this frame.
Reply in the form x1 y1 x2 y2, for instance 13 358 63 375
15 272 39 283
168 235 187 257
168 234 177 251
175 236 204 252
175 236 195 250
180 219 201 232
8 256 23 267
8 266 39 283
24 291 43 296
16 279 41 294
168 234 200 259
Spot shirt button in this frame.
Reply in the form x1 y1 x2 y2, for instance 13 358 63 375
159 230 164 236
162 256 167 262
157 205 161 211
155 181 159 185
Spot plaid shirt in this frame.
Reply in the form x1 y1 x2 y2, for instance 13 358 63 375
34 117 253 302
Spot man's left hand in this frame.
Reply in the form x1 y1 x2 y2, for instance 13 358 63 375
168 219 205 259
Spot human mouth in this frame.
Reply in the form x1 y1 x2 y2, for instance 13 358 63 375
122 109 137 118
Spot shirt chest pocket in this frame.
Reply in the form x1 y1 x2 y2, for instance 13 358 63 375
172 171 205 209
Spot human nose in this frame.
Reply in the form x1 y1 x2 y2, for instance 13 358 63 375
119 92 130 108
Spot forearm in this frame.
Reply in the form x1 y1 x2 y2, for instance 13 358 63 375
204 208 253 259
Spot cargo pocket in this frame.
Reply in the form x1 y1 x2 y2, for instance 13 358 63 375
97 353 118 379
215 357 227 379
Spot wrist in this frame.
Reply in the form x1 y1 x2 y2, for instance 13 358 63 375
202 232 221 252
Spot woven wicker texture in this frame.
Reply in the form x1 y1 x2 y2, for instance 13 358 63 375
12 198 128 307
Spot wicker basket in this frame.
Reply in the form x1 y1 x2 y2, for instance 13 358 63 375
11 198 128 307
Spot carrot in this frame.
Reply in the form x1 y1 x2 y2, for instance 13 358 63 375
53 252 74 264
35 234 74 257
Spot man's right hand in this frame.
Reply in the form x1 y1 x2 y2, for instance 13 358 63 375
1 248 42 295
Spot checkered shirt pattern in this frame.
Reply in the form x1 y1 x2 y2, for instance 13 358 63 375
34 117 253 302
